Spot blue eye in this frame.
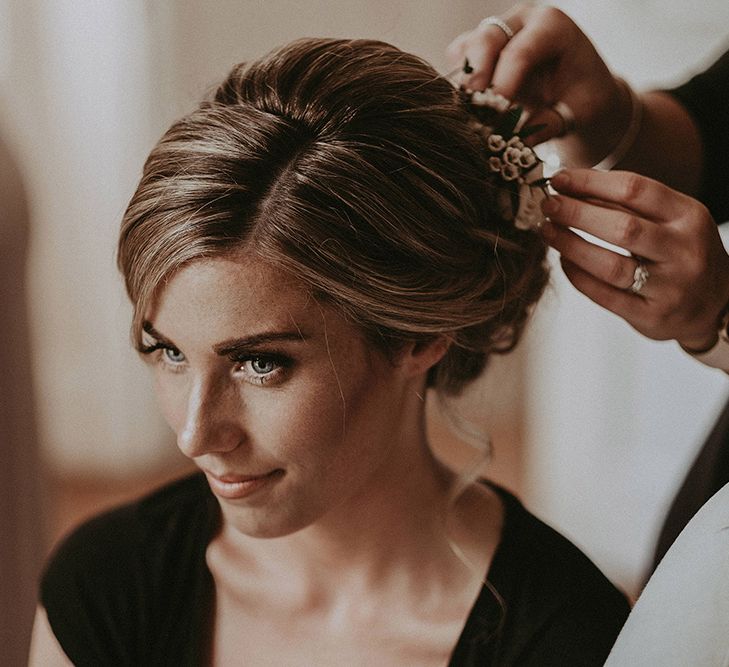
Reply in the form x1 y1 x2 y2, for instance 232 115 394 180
163 347 186 364
250 357 276 374
235 353 291 386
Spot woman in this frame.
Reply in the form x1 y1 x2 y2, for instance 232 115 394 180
30 38 628 666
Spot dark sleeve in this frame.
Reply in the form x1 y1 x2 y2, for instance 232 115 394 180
40 507 149 667
667 47 729 222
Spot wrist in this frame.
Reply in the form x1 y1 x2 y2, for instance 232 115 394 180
553 76 633 168
680 332 719 355
592 79 642 171
681 308 729 371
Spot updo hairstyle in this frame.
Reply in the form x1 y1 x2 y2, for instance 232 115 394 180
118 38 549 394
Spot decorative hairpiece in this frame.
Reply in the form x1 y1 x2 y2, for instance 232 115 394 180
458 83 549 231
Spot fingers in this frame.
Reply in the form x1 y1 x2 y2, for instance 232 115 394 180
489 7 570 100
541 221 646 290
446 5 577 99
541 192 666 261
521 106 571 145
542 169 729 347
458 22 514 92
446 5 543 96
445 31 471 68
560 258 649 327
550 169 696 222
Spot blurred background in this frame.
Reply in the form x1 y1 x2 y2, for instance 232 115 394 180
2 0 729 663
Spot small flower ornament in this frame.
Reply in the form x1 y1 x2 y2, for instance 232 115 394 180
459 86 549 230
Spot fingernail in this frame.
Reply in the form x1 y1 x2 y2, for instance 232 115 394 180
541 197 560 215
539 219 556 240
550 171 569 189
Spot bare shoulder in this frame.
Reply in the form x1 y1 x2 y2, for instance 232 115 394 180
28 606 74 667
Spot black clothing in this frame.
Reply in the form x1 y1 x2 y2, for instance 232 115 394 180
653 47 729 571
41 473 629 666
43 474 217 666
669 47 729 223
654 399 729 566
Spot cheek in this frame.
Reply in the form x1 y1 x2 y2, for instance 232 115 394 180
256 381 348 459
282 360 391 458
152 374 188 433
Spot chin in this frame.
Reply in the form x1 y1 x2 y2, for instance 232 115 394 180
221 501 324 540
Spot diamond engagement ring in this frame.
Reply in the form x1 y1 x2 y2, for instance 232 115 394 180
629 261 649 294
480 16 515 41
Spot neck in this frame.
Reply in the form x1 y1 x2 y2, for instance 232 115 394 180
273 442 454 578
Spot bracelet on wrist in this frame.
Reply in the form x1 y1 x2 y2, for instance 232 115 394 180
593 79 643 171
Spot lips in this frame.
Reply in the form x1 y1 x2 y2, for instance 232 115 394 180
204 469 283 500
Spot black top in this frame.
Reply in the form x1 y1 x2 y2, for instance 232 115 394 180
41 473 629 666
668 47 729 222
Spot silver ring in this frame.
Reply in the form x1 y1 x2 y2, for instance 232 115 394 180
629 261 649 294
552 101 576 137
480 16 515 41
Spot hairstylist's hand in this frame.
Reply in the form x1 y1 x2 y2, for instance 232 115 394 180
446 4 630 166
541 169 729 352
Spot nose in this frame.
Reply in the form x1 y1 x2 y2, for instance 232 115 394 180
177 375 244 459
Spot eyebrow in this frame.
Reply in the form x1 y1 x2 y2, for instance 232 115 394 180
142 321 308 356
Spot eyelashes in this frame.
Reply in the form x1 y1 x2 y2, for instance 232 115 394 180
235 353 293 386
139 341 293 386
138 342 189 376
138 341 167 356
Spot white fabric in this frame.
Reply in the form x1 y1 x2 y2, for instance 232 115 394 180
605 482 729 666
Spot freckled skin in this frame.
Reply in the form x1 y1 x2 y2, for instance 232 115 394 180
145 257 429 539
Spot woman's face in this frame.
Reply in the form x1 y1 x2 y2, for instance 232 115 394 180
142 256 419 538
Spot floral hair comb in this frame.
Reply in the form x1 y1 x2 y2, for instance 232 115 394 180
456 67 549 231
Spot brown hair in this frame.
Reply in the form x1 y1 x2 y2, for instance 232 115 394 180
118 38 548 394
